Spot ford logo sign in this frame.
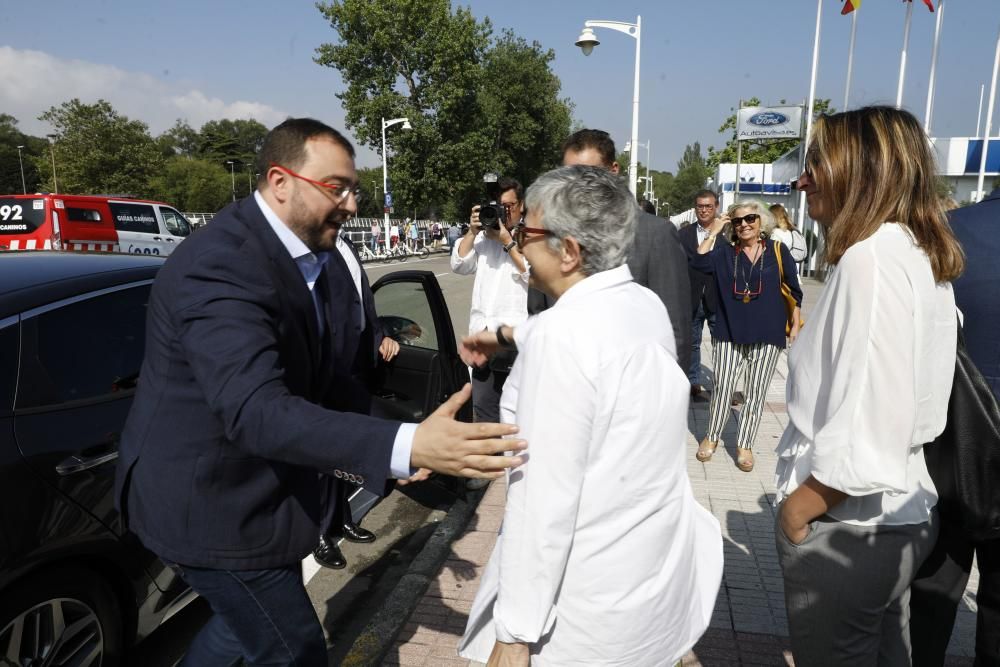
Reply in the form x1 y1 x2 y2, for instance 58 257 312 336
748 112 788 126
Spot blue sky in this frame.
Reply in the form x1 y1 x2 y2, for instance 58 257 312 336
1 1 997 172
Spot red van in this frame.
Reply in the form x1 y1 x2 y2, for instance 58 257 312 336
0 194 192 256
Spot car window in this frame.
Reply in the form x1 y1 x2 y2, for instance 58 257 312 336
109 202 158 234
15 285 151 410
160 207 192 237
0 321 17 417
374 282 439 351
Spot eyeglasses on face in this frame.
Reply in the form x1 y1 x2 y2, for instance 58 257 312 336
270 163 364 204
729 214 761 227
695 204 716 211
513 222 554 247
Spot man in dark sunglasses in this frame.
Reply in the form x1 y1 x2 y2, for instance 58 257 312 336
559 129 692 372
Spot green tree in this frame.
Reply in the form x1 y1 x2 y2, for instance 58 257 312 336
148 156 233 211
0 114 46 194
666 142 711 214
315 0 572 219
35 99 163 196
707 98 834 168
355 166 387 218
157 119 201 157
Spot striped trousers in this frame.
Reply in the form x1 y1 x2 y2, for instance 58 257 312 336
706 338 782 450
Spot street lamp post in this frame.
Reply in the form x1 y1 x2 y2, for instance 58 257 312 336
45 135 59 194
576 15 642 196
246 163 254 194
625 139 652 199
381 116 412 250
16 145 26 194
226 161 236 202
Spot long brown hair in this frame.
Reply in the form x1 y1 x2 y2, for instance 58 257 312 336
808 106 963 282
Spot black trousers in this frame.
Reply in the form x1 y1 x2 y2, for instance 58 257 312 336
319 477 360 538
910 518 1000 666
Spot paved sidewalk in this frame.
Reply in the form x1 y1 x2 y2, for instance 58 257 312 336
381 278 980 666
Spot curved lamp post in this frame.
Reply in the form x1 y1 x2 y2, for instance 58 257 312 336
576 15 642 196
381 116 412 250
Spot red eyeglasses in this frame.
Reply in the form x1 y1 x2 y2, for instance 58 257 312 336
270 163 363 204
513 223 553 247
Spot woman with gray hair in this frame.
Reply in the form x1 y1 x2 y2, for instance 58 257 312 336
691 198 803 472
457 165 722 666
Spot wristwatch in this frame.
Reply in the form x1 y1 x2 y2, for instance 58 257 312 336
503 241 516 253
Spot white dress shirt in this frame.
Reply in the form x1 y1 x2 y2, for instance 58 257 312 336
254 192 415 478
775 223 956 525
450 232 529 334
335 234 365 329
459 265 723 666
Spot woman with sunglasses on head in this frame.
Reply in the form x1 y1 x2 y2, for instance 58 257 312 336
776 106 963 665
690 199 802 472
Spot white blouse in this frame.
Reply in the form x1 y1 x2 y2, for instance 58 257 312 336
459 265 723 666
775 223 957 525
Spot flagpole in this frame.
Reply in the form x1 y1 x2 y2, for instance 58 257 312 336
975 24 1000 203
896 1 914 108
977 83 986 136
924 0 945 132
798 0 823 275
844 8 858 110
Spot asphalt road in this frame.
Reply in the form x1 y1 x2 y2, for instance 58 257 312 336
127 252 477 665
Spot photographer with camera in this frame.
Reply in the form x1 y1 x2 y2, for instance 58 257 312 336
451 175 529 425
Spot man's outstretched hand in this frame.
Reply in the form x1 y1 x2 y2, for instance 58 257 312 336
412 384 525 479
459 330 503 367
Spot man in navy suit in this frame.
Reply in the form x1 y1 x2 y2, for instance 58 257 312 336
560 129 691 371
115 118 523 666
910 186 1000 666
678 190 720 398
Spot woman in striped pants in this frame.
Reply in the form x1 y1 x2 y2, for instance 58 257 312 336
689 199 802 472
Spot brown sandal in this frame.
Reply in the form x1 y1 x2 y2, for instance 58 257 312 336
736 447 754 472
696 438 719 462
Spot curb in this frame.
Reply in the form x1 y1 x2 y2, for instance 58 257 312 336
339 482 488 666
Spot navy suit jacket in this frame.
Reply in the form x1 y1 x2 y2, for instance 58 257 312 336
115 196 400 570
679 222 717 317
950 187 1000 399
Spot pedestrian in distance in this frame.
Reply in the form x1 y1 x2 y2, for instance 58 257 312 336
692 199 802 472
115 118 525 667
776 106 964 665
457 165 722 666
679 189 722 398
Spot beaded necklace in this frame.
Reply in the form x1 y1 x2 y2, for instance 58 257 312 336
732 241 763 303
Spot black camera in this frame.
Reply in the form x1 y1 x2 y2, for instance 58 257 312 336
478 172 506 230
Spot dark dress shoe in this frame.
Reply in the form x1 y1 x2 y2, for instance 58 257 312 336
313 536 347 569
341 522 376 543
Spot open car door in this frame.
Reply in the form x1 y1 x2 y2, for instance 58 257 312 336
349 269 470 519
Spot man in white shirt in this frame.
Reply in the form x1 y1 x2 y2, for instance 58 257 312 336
450 177 529 423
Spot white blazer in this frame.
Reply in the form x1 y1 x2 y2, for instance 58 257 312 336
459 265 723 666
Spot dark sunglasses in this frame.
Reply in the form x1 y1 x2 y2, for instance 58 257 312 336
729 214 761 227
513 223 554 247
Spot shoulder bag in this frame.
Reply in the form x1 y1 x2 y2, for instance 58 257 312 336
774 240 804 336
923 320 1000 541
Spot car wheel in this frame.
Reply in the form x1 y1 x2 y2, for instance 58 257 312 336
0 567 123 667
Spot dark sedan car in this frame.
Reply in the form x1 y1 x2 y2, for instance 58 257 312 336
0 252 468 665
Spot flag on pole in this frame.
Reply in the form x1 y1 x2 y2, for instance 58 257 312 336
904 0 935 12
842 0 860 15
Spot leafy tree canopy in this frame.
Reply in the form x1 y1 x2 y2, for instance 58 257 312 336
149 156 233 211
0 114 47 194
36 99 163 197
315 0 572 219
